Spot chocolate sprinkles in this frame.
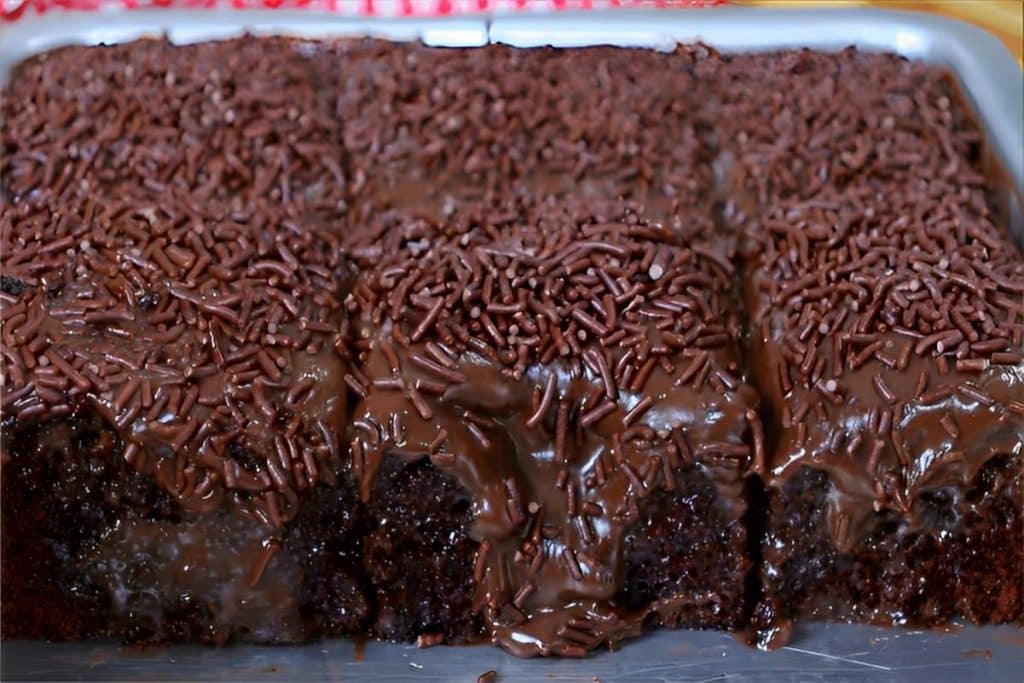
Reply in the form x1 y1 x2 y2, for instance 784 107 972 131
3 35 1020 661
1 37 354 527
724 45 1024 551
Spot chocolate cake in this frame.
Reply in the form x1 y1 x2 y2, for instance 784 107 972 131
1 38 358 643
343 195 758 654
708 49 1024 644
1 36 1021 656
334 41 714 233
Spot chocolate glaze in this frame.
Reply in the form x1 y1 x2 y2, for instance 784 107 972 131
711 48 1024 551
706 47 1024 639
345 196 757 655
2 36 1021 654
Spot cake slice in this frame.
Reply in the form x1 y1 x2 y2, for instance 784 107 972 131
334 41 715 235
745 195 1024 643
0 186 359 641
708 48 1024 644
0 36 362 643
343 195 760 656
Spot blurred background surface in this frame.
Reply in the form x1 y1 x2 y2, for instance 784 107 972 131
740 1 1023 63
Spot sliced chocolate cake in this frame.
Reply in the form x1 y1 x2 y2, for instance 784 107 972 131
708 48 1024 643
1 38 360 643
1 35 1020 657
343 195 759 656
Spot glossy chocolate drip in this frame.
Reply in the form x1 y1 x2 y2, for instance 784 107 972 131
1 36 357 527
3 36 1021 653
344 195 758 655
710 48 1024 551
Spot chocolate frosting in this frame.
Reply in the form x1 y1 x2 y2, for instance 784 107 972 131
708 48 1024 550
1 37 358 529
344 196 758 655
2 36 1021 655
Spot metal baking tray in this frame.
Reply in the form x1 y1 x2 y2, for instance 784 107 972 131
1 6 1021 682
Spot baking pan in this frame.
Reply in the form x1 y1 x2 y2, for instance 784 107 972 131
0 6 1021 682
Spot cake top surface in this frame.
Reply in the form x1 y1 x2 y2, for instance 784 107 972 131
703 47 1024 547
346 196 742 382
1 37 359 526
3 37 347 210
336 41 714 229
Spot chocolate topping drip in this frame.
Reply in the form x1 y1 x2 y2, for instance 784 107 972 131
2 37 1021 654
710 48 1024 548
1 38 355 526
345 196 757 655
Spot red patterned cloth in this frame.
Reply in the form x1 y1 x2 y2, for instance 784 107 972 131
2 0 726 23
